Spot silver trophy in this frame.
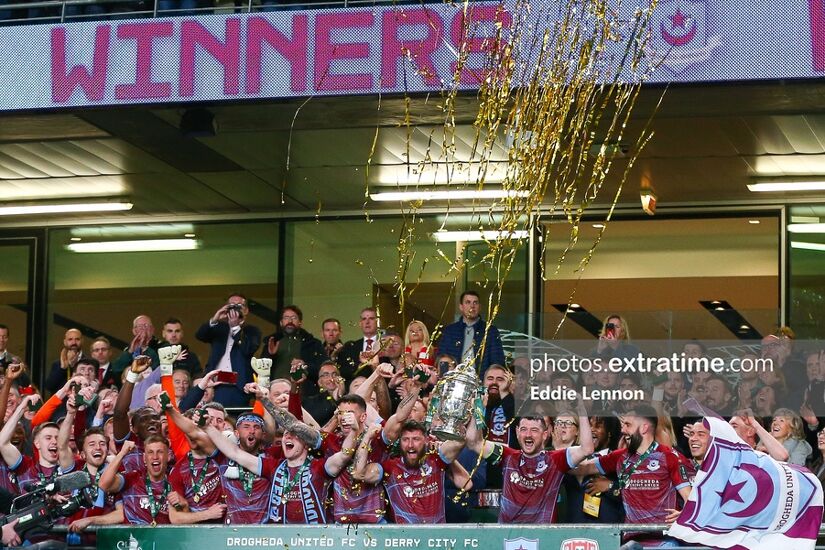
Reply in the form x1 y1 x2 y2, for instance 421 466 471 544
427 362 482 441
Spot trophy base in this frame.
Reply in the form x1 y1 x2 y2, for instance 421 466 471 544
431 426 466 442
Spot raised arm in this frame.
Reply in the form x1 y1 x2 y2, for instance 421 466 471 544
0 395 36 467
58 393 79 471
746 415 790 462
258 395 321 450
323 424 358 478
0 363 25 428
566 399 595 465
162 397 215 456
351 424 383 485
464 415 499 460
98 441 132 494
203 423 260 474
113 356 152 441
383 386 421 443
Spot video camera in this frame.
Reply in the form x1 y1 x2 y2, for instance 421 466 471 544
0 471 94 539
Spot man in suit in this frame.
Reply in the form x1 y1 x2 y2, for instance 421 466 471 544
337 307 381 384
437 290 504 376
44 328 85 395
195 293 261 407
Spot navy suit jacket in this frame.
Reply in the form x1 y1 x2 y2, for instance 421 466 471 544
195 321 261 407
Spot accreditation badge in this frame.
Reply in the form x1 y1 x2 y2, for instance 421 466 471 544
582 493 601 517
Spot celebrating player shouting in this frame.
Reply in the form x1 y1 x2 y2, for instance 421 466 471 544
465 397 593 523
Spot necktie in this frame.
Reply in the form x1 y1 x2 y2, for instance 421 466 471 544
365 338 373 351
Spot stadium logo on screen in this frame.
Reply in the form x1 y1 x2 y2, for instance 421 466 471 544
651 0 721 74
560 540 599 550
504 537 538 550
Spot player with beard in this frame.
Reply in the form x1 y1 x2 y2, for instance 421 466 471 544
191 411 272 524
57 393 124 537
574 405 691 547
323 385 420 524
99 436 173 525
0 394 63 491
205 413 356 524
465 398 593 523
353 420 466 524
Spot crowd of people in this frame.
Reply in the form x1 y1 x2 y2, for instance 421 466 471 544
0 290 820 548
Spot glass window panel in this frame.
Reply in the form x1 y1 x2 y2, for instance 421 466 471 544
47 222 279 370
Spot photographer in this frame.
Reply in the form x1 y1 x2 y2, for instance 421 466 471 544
195 294 261 407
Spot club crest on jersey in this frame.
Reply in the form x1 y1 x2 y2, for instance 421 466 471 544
536 460 547 474
560 539 599 550
420 463 433 477
509 472 521 484
647 460 660 471
504 537 538 550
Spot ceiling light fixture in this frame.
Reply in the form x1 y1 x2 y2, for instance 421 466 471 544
787 223 825 234
431 230 529 242
748 181 825 192
748 220 761 225
67 238 198 253
0 202 133 216
371 189 529 202
592 223 605 229
791 241 825 252
71 223 194 239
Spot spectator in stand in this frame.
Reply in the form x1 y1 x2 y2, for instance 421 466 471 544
567 414 624 523
733 352 760 411
302 361 344 427
112 315 161 381
44 328 84 395
437 291 504 375
262 305 324 391
320 318 344 362
160 318 201 376
91 336 118 388
761 332 806 410
703 374 735 417
482 364 516 457
592 314 640 363
196 293 261 407
172 370 191 403
404 320 432 364
337 307 382 384
764 408 811 465
808 428 825 487
752 384 779 418
0 324 15 371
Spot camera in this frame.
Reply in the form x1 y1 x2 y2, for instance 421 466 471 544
227 303 244 314
0 471 94 540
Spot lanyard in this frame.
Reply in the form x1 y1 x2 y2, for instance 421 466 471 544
617 441 658 490
143 474 170 525
188 453 211 503
280 457 311 498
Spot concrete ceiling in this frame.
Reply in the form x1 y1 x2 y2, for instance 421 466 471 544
0 80 825 226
